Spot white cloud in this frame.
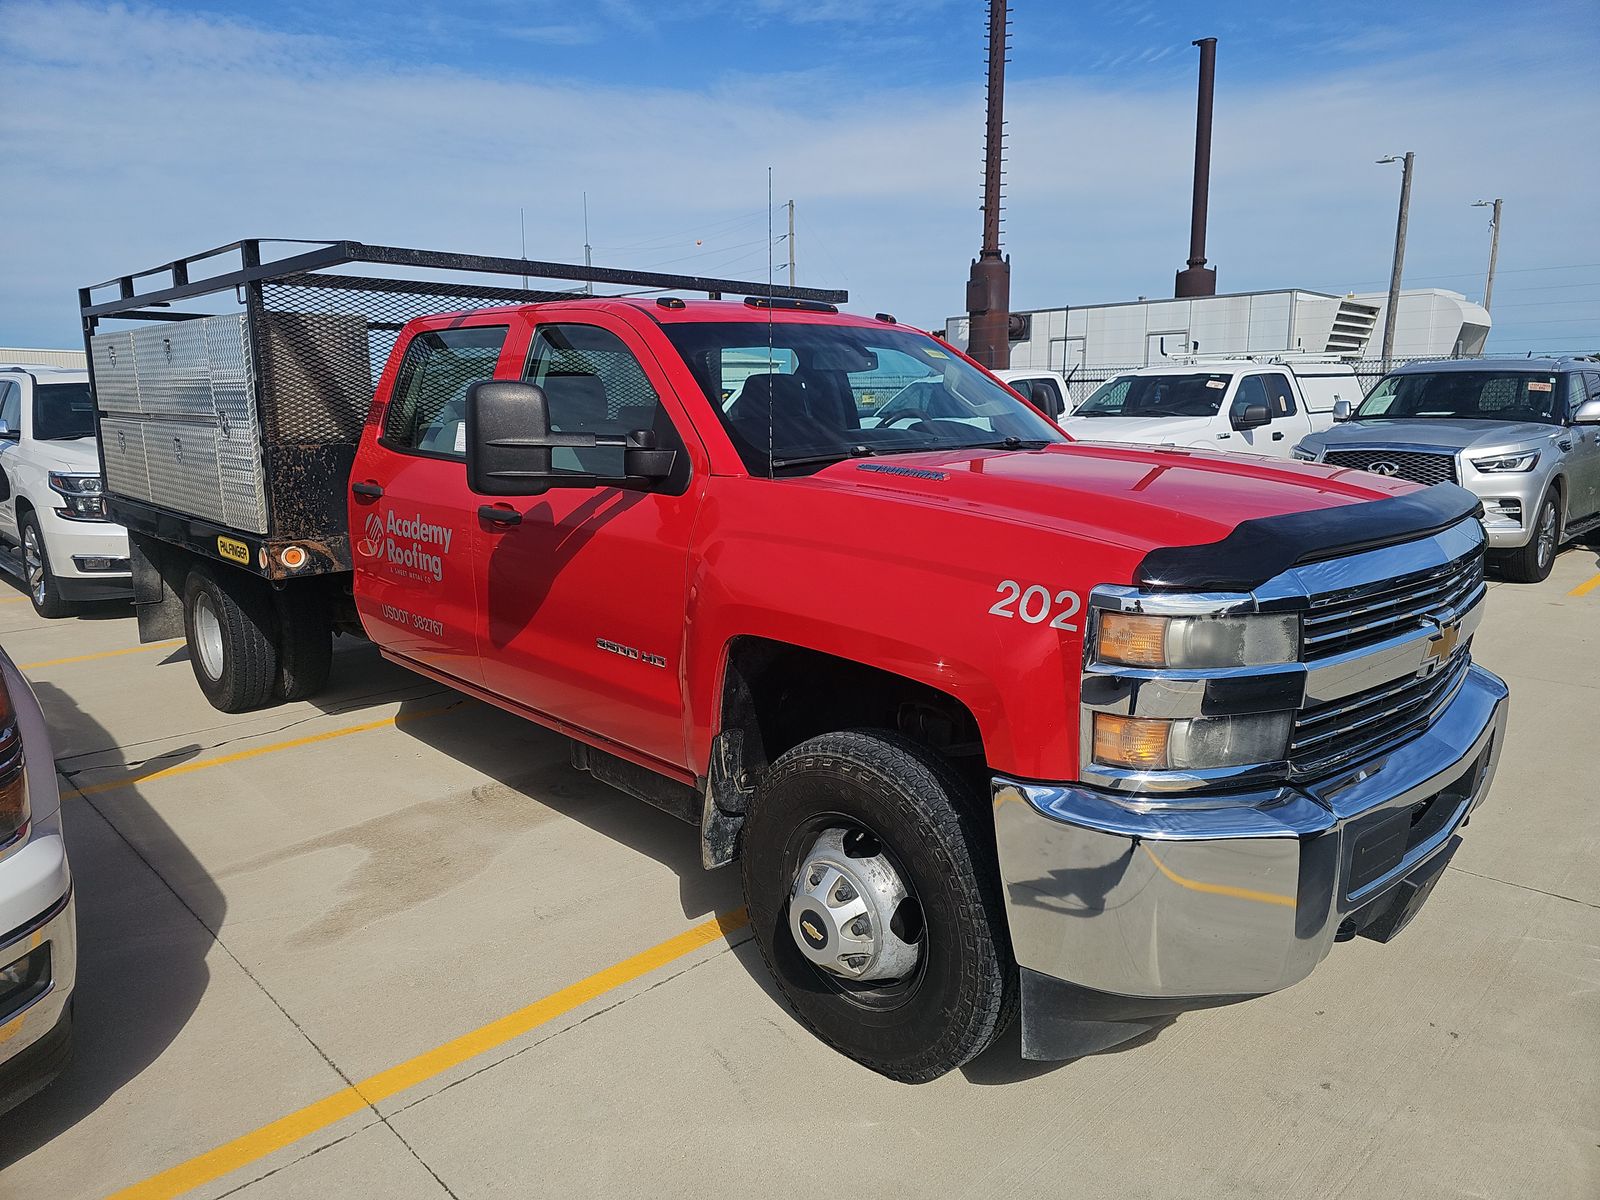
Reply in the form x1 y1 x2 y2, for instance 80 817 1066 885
1 1 1596 351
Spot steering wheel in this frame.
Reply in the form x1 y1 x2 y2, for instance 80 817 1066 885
879 409 934 428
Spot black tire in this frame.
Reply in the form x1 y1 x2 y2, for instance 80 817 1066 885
182 567 279 712
741 730 1015 1083
1497 488 1561 583
274 587 333 702
19 512 74 619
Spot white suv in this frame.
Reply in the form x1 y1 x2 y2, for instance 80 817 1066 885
0 367 130 617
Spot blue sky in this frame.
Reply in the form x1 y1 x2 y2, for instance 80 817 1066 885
3 0 1598 351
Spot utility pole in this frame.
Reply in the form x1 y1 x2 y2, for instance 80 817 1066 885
1174 37 1218 298
787 199 796 287
965 0 1011 369
581 192 594 296
1472 198 1503 313
1376 151 1415 369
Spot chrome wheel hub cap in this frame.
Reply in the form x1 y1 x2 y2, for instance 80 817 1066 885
788 828 921 982
193 593 225 681
23 528 44 603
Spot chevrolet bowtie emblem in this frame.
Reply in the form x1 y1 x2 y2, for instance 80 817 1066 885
1419 619 1462 676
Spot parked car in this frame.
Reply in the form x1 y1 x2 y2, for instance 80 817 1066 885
1064 359 1361 458
992 368 1071 419
1295 357 1600 582
0 644 76 1115
85 240 1508 1083
0 366 131 616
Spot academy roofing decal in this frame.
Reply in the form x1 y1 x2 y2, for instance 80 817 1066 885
356 508 454 583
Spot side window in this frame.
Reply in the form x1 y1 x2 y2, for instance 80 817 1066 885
1585 373 1600 414
1232 374 1270 420
384 325 509 456
1261 373 1298 417
1016 377 1065 418
524 323 669 477
0 382 20 434
1565 372 1589 418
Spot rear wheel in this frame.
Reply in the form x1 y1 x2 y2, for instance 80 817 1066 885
20 513 73 619
183 568 279 712
741 730 1015 1083
1498 488 1561 583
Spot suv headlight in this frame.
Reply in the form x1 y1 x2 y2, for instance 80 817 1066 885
1092 712 1292 771
0 681 27 843
47 471 108 520
1095 611 1299 669
1470 450 1539 473
1291 443 1318 462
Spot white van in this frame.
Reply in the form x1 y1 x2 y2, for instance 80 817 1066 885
1063 359 1361 458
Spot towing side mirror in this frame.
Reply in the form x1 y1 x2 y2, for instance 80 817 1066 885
1231 401 1271 431
1572 398 1600 425
0 421 16 440
1332 398 1354 422
1028 381 1063 419
465 379 675 496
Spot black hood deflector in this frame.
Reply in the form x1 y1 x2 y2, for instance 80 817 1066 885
1134 483 1483 592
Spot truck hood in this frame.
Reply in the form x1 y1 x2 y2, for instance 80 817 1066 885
26 437 102 475
799 442 1415 564
1301 418 1563 455
1060 414 1219 447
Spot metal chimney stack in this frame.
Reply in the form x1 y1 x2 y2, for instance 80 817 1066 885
1174 37 1218 298
965 0 1012 369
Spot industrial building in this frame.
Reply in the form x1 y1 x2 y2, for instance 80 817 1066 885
943 287 1491 374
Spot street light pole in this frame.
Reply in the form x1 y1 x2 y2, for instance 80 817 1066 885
1472 198 1503 313
1376 152 1414 369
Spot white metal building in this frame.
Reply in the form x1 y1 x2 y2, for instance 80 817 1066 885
0 347 87 369
943 288 1489 372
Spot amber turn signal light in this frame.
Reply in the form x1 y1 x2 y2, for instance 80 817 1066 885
1096 612 1169 667
1092 713 1171 770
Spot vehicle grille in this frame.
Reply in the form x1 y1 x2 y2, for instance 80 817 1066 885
1323 448 1458 486
1291 647 1472 775
1302 545 1485 660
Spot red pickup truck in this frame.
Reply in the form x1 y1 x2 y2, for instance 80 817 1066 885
83 242 1509 1082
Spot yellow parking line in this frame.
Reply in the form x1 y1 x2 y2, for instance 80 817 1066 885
19 640 183 671
0 595 29 605
106 907 751 1200
1569 571 1600 597
75 702 463 797
1140 844 1296 908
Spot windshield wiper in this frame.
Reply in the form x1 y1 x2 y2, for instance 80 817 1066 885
770 445 877 470
960 437 1053 451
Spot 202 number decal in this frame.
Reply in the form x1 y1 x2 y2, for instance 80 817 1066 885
988 580 1082 630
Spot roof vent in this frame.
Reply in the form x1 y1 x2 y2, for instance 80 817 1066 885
857 463 947 481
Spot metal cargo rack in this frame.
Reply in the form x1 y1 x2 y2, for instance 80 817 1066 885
80 238 847 580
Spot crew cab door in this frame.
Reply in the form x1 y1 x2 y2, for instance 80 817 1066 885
1228 373 1302 457
351 322 513 687
472 314 704 771
1568 371 1600 518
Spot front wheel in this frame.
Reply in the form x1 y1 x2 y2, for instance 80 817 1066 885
740 730 1015 1083
20 513 74 619
1497 488 1561 583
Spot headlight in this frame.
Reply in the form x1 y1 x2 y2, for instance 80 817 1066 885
0 683 27 842
1092 712 1292 771
47 471 108 520
1470 451 1539 473
1291 443 1317 462
1095 611 1299 669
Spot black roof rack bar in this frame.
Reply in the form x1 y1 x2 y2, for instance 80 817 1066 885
80 238 847 320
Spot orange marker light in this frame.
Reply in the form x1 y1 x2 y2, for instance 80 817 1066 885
280 545 308 570
1092 714 1171 769
1097 612 1168 667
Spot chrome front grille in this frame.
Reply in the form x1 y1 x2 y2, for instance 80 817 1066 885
1302 546 1485 660
1323 448 1458 486
1291 648 1472 775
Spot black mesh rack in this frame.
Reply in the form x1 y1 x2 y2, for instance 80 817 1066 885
79 238 846 579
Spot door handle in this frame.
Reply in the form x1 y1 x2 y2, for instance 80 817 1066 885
351 481 384 498
478 504 522 527
1272 431 1285 440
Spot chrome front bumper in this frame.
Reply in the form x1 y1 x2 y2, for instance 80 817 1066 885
994 664 1508 1012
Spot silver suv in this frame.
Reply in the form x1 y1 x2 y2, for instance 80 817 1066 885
1294 357 1600 582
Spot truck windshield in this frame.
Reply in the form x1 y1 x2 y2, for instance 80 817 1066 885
33 383 97 440
1354 371 1565 424
661 322 1063 471
1076 373 1231 418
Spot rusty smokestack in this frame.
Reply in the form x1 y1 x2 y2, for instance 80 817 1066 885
1174 36 1218 298
966 0 1011 369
